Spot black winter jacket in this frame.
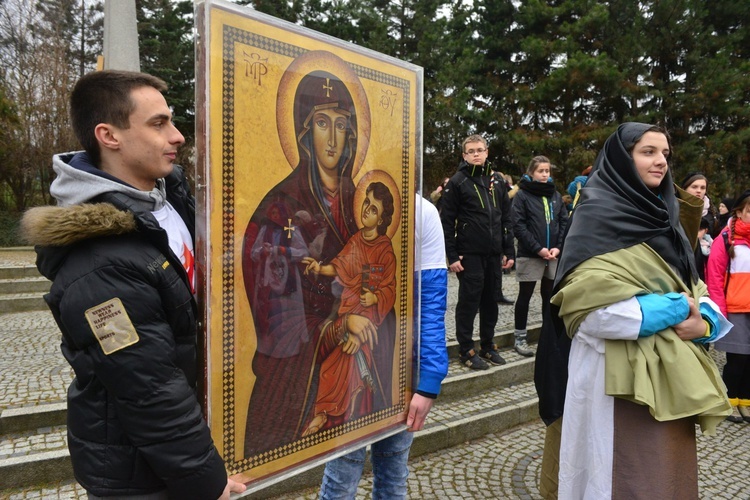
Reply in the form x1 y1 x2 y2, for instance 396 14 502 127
511 180 569 259
440 161 514 264
22 167 227 499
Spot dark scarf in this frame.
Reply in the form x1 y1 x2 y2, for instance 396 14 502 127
519 175 556 197
554 122 698 290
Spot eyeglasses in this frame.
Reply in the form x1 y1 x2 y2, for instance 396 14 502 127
465 148 487 155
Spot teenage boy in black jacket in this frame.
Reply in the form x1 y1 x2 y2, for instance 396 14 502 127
21 70 245 499
440 134 515 369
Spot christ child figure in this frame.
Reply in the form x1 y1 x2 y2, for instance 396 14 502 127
301 181 397 435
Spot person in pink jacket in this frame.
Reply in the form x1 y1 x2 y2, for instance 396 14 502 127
707 189 750 423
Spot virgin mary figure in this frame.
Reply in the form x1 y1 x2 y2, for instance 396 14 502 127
242 57 394 458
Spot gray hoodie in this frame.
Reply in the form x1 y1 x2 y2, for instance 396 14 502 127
51 151 168 212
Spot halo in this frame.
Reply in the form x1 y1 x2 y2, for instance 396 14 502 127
276 51 371 177
353 170 402 240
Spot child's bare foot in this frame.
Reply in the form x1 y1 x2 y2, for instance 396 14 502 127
301 413 327 436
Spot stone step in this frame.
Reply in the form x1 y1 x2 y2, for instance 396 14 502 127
0 311 73 437
440 352 535 404
0 404 67 436
0 277 50 295
0 266 41 280
0 294 48 314
0 425 72 491
0 380 538 495
0 263 49 315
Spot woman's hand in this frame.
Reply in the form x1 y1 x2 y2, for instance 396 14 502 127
673 296 706 340
341 332 362 355
347 314 378 350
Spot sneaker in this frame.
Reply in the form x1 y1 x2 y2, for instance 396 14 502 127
514 337 535 357
479 344 506 366
460 349 490 370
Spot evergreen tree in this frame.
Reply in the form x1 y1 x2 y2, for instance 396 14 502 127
35 0 103 77
137 0 196 169
236 0 302 23
685 0 750 198
2 0 749 217
472 0 523 175
420 0 476 186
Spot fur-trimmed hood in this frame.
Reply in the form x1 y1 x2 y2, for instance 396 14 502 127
21 203 139 281
21 203 137 247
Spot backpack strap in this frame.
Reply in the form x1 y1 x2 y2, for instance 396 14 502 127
722 231 731 295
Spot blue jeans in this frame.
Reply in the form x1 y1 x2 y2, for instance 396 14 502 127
319 430 414 499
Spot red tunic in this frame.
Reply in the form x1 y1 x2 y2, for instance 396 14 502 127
312 232 396 428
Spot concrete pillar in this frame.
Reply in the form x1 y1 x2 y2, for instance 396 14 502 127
102 0 140 71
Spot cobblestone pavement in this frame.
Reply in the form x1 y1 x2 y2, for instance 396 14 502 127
270 415 750 500
6 416 750 500
0 311 73 411
3 250 750 499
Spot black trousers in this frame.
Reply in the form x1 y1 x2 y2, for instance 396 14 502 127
455 254 498 355
514 277 554 331
723 352 750 399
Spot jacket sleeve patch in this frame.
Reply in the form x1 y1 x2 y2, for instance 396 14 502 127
84 298 140 355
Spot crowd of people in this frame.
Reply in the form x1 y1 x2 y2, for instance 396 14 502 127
21 65 747 499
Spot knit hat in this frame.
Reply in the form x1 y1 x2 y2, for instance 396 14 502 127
733 190 750 213
680 171 707 190
721 197 734 211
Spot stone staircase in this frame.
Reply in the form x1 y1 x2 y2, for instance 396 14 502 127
0 265 49 314
0 261 542 497
0 256 71 493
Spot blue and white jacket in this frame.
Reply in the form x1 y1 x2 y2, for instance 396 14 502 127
415 196 449 397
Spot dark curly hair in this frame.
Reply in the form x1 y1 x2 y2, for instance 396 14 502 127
366 182 394 236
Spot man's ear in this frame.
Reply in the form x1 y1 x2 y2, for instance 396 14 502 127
94 123 120 151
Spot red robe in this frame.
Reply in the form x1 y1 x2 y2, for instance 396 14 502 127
312 232 396 428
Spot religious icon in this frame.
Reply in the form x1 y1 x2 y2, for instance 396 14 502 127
196 0 422 493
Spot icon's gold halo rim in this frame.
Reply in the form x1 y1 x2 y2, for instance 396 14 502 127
353 170 401 240
276 50 371 178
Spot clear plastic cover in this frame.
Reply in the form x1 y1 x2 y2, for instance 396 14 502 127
195 0 423 493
